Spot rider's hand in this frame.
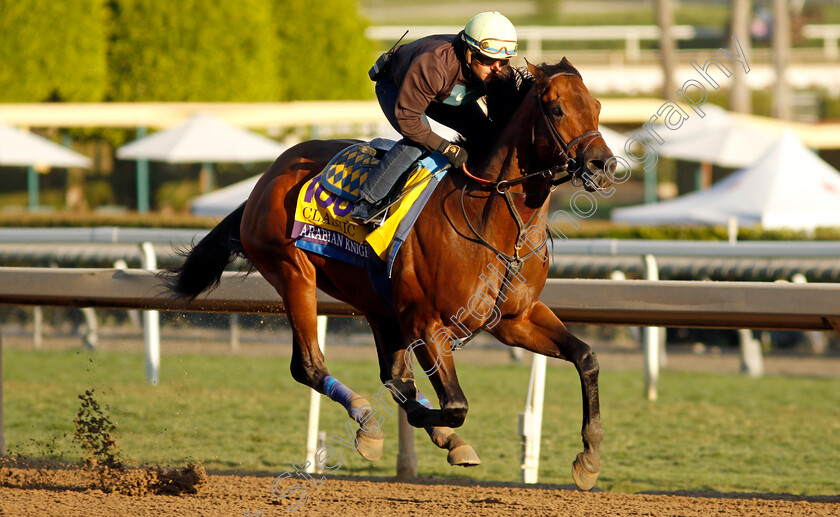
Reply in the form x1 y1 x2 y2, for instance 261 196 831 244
438 142 468 168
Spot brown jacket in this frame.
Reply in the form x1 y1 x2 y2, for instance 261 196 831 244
384 34 486 151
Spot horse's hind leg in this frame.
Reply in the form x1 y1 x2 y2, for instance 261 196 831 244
368 315 479 467
259 262 384 461
490 301 603 491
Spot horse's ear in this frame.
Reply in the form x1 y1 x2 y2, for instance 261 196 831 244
526 59 547 87
559 57 582 78
526 58 538 77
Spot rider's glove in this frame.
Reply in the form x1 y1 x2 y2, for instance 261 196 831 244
438 141 468 169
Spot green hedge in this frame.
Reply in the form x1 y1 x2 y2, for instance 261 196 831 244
274 0 375 101
0 0 108 102
0 0 373 103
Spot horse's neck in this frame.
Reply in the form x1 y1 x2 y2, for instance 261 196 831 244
443 102 550 250
480 97 540 184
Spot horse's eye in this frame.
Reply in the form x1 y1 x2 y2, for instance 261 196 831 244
551 106 563 117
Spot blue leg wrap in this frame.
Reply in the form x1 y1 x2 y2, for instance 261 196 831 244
322 375 364 420
416 390 433 409
417 390 436 435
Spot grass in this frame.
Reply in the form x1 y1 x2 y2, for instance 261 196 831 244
3 347 840 495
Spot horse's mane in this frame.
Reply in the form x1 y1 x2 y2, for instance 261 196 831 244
460 58 582 163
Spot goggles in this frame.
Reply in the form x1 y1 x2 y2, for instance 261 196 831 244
471 52 509 67
463 33 518 57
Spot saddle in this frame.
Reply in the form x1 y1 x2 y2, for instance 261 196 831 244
320 138 395 203
292 138 449 275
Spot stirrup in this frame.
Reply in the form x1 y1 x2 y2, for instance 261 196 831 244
359 205 388 226
351 200 387 226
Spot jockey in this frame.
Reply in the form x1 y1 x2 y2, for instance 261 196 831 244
351 11 518 223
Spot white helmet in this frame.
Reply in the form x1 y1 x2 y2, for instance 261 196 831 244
462 11 518 60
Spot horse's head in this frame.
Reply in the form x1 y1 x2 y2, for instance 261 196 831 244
528 58 615 192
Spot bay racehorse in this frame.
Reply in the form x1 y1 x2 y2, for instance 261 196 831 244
164 59 614 490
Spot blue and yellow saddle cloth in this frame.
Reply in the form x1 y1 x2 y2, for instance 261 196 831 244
291 139 448 275
319 143 378 201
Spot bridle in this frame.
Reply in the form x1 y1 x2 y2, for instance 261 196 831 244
454 71 609 345
535 72 605 191
460 72 605 194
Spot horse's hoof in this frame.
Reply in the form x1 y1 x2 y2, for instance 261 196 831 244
355 431 384 461
447 444 481 467
572 453 600 491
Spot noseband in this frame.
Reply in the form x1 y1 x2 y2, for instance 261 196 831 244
455 72 607 342
460 72 606 193
534 72 604 191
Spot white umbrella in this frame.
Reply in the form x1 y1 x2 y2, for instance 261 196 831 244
612 131 840 231
0 122 90 210
191 174 260 216
116 113 286 163
117 113 286 209
599 125 636 167
0 122 90 168
629 104 777 169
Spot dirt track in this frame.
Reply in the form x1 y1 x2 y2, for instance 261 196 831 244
2 462 839 517
3 334 840 516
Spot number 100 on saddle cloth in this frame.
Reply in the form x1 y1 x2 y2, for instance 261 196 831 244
292 139 449 272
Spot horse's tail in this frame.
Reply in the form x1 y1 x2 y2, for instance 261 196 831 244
161 202 250 300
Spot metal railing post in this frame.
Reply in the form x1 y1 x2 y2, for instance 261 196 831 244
304 315 327 474
396 408 417 479
1 331 5 456
520 352 547 483
643 254 660 401
140 242 160 385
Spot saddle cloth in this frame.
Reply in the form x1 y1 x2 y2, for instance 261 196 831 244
291 139 448 275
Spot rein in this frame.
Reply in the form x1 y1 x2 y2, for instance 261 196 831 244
460 72 604 193
459 72 605 263
453 72 604 345
535 74 603 187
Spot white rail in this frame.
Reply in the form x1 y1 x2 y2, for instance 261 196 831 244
366 24 840 61
1 267 838 483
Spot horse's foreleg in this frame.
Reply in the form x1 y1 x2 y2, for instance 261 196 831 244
417 392 481 467
381 377 480 466
399 321 470 429
369 315 477 464
490 301 603 490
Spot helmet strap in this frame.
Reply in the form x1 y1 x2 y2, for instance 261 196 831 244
463 49 482 83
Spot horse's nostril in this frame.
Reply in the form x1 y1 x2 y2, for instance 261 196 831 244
588 159 605 172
